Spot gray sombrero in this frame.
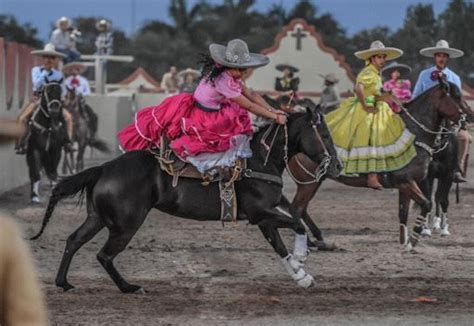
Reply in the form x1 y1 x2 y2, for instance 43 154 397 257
381 62 412 79
420 40 464 59
31 43 66 58
209 39 269 69
319 73 339 83
355 40 403 61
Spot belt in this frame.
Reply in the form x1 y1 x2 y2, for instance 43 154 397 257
194 101 220 112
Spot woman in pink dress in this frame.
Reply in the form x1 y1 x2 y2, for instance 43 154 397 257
381 61 412 103
118 39 286 172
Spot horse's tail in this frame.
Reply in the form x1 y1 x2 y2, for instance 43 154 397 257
30 166 103 240
88 138 110 153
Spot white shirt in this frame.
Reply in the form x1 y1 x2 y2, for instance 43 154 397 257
65 75 91 96
50 29 73 50
31 66 64 92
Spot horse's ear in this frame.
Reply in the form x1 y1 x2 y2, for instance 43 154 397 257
438 75 450 94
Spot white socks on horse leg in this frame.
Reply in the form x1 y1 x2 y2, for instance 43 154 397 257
293 233 309 262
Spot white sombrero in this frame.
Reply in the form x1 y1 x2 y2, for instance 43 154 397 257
209 39 269 69
56 16 71 28
177 68 201 79
420 40 464 59
319 73 339 83
31 43 66 58
96 19 112 30
354 40 403 61
63 62 88 75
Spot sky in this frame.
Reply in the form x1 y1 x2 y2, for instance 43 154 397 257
1 0 450 42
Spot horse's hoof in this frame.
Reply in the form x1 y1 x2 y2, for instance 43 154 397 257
315 241 338 251
57 282 75 292
402 242 413 253
420 227 432 237
440 226 450 237
432 217 442 232
31 196 42 204
121 284 144 294
296 273 314 289
134 287 146 294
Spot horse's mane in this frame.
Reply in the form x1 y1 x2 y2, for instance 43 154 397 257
405 81 462 109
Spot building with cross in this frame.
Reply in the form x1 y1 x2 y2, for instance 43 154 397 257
246 18 355 97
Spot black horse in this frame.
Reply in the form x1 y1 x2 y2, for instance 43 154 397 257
26 81 68 203
62 87 109 173
418 133 458 237
31 108 341 293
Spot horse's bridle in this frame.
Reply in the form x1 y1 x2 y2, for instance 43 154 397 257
398 94 467 156
30 82 64 150
260 110 333 185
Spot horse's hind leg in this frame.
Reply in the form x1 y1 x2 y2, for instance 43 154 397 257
56 212 105 291
405 181 432 248
435 177 453 236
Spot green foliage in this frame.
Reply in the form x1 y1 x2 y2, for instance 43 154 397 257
0 15 42 48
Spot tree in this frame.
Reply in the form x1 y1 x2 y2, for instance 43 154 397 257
0 15 42 48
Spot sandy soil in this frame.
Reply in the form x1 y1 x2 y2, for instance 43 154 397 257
1 159 473 325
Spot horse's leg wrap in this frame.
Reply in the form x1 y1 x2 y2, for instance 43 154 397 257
421 212 432 237
440 212 450 236
293 233 309 262
281 254 314 288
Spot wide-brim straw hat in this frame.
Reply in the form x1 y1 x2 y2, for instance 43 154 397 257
63 62 88 75
0 119 25 144
275 64 299 73
31 43 66 58
96 19 112 30
177 68 201 79
354 40 403 61
319 73 339 83
209 39 269 69
420 39 464 59
56 16 71 28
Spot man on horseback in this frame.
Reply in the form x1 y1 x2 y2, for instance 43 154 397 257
413 40 471 183
63 62 98 140
325 41 417 189
15 44 74 154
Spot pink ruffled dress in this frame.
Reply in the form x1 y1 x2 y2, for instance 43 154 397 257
117 71 253 172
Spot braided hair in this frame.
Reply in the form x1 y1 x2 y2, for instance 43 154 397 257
198 53 226 85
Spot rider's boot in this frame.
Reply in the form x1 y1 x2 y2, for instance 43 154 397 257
367 173 383 190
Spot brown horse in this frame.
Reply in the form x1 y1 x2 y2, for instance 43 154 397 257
288 80 473 251
62 88 109 173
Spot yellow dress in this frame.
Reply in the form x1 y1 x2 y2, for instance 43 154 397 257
325 64 416 176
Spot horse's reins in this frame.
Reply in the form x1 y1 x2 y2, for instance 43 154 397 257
393 93 466 156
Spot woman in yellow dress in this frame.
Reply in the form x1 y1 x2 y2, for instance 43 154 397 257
326 41 417 189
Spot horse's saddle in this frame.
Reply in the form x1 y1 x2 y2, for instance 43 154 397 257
149 137 246 224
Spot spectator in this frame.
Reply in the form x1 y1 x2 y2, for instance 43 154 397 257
160 66 179 93
319 73 341 114
95 19 114 56
178 68 200 93
50 16 81 63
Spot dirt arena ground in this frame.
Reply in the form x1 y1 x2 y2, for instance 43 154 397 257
1 159 473 325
